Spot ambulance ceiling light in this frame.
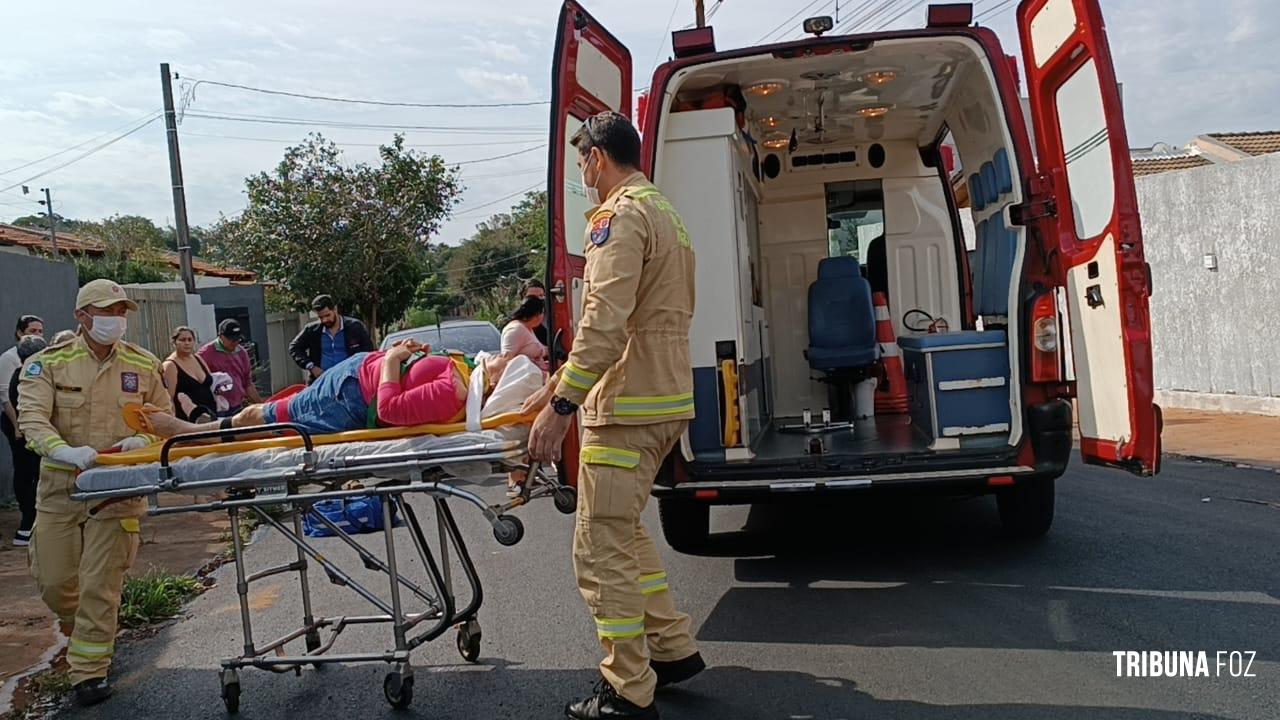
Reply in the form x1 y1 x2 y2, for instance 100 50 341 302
745 79 789 97
761 131 789 150
759 115 782 129
856 104 894 118
860 68 899 87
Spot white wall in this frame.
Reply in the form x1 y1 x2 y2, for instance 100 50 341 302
1136 153 1280 415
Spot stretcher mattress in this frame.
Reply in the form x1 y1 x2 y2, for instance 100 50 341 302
76 427 527 495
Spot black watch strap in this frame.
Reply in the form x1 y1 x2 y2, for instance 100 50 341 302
551 395 579 416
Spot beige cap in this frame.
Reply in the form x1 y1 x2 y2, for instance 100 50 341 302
75 279 139 311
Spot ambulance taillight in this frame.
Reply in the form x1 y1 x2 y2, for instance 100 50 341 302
1030 292 1062 383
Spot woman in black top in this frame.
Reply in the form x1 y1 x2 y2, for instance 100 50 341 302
161 326 218 422
3 334 46 546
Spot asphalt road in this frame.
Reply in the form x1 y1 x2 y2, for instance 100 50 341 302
59 457 1278 719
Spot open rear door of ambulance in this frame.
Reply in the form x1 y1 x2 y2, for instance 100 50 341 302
1017 0 1160 476
547 1 632 483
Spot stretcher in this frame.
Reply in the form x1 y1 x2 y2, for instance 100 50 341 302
72 420 575 714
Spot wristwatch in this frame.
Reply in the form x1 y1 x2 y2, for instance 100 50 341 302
551 395 579 416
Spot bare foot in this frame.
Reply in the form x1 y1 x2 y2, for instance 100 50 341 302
139 405 206 438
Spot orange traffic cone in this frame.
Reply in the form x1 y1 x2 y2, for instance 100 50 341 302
873 292 908 415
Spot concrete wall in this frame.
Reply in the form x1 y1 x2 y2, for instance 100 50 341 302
1136 153 1280 415
0 254 79 500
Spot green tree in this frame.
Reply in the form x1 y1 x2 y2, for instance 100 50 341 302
72 214 174 285
214 133 462 332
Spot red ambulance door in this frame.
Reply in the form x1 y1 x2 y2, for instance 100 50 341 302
1016 0 1160 475
548 1 633 482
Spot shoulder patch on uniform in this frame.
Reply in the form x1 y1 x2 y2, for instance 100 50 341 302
590 211 614 246
24 361 42 378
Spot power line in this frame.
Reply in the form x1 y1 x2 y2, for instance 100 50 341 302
0 111 163 178
975 0 1018 22
650 0 684 76
756 0 829 43
181 131 544 149
873 0 932 30
185 110 545 135
450 144 547 166
0 115 162 193
184 77 550 109
834 0 900 33
461 166 546 180
453 182 543 216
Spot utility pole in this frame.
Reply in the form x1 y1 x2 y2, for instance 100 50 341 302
160 62 196 294
695 0 706 28
37 187 58 255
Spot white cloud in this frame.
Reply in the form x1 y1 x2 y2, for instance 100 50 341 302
145 28 193 51
457 67 537 100
464 36 528 63
45 92 140 119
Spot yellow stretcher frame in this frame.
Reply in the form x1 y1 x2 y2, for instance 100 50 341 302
98 410 537 466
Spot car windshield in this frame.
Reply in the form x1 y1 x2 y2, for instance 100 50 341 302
383 324 500 355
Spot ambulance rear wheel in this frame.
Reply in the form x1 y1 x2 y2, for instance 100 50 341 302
658 498 709 553
997 476 1055 539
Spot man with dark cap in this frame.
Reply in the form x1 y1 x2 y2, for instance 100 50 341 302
196 319 263 416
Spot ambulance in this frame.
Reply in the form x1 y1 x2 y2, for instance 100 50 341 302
546 0 1161 551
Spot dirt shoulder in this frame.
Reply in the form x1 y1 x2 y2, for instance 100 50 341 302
1161 408 1280 470
0 495 229 695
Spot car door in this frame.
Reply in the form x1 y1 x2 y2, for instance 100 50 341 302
1017 0 1160 475
548 0 633 482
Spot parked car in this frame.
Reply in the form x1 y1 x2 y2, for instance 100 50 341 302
380 319 502 355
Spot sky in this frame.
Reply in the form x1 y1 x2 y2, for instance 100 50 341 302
0 0 1275 246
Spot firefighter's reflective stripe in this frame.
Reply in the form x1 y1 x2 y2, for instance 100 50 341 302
581 446 642 469
42 347 92 366
613 393 696 418
561 362 601 392
41 436 68 454
639 571 669 595
41 459 76 472
625 187 690 248
595 616 645 639
120 518 141 533
68 638 113 661
117 347 155 372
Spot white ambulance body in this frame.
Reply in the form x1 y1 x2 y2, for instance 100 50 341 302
546 0 1161 551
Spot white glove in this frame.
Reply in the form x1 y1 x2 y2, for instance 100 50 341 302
50 445 98 470
113 435 152 452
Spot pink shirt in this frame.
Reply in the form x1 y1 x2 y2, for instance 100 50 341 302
501 321 547 366
356 352 464 427
197 340 254 409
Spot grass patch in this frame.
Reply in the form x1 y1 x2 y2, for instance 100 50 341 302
3 670 72 720
118 569 202 629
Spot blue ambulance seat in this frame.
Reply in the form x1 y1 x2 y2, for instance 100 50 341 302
969 173 985 211
980 162 997 206
993 148 1013 195
807 257 879 371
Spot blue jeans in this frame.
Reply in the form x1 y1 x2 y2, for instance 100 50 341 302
264 352 370 433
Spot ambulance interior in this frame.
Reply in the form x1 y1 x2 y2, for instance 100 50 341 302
654 37 1026 463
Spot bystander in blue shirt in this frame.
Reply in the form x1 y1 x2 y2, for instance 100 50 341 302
320 319 348 370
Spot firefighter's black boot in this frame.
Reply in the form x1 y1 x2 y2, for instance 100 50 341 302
565 679 659 719
652 651 705 688
73 677 113 707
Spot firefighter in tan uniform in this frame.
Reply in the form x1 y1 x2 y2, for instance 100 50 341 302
530 112 703 720
17 279 168 707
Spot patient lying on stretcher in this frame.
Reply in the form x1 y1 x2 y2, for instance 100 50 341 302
135 340 526 439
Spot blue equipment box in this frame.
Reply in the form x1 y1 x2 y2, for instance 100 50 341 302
898 331 1011 448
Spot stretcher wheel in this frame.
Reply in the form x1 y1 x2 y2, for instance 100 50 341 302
456 620 482 662
553 486 578 515
493 515 524 546
383 671 414 709
219 670 241 714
